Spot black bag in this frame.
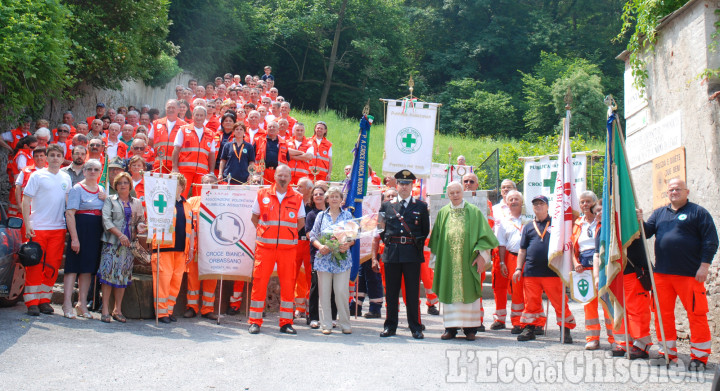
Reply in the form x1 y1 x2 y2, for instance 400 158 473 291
18 239 43 267
635 268 652 291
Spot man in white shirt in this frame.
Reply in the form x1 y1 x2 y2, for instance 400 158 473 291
492 190 527 334
105 123 124 160
22 144 72 316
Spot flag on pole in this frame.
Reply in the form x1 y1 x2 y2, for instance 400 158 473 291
547 109 580 285
344 114 373 280
598 112 640 328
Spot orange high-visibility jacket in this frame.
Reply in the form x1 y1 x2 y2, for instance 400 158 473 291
152 117 187 171
309 136 332 180
287 137 311 178
177 125 215 173
255 186 303 249
255 137 288 165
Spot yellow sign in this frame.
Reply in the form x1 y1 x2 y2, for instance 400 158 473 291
652 147 686 208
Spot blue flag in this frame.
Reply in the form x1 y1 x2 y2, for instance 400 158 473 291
343 115 372 280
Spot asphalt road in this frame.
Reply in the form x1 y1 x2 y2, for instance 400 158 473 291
0 299 716 390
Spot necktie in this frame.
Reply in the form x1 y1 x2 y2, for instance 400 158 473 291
400 200 406 214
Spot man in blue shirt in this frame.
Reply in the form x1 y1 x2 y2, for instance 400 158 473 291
639 178 717 370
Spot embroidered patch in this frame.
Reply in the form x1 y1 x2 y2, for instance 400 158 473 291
289 212 295 218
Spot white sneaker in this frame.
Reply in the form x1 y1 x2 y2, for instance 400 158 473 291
585 341 600 350
310 320 320 329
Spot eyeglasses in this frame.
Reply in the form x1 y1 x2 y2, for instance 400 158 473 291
85 168 101 172
587 226 594 238
132 146 145 150
463 180 476 184
667 188 686 193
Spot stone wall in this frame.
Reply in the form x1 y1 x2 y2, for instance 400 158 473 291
621 0 720 353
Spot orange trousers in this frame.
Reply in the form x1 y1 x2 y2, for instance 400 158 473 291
23 229 66 307
612 275 652 352
653 273 712 364
186 260 218 315
582 267 615 344
520 276 576 329
249 246 297 327
492 252 524 326
229 280 245 309
151 251 186 318
294 240 311 313
179 169 206 198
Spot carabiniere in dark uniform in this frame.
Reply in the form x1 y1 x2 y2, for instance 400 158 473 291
378 170 430 339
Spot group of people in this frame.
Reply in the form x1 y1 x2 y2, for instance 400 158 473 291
4 67 716 372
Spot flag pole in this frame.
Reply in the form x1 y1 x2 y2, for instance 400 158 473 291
611 109 670 367
217 274 222 325
559 96 572 345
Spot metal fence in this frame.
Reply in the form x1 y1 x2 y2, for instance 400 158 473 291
477 148 501 204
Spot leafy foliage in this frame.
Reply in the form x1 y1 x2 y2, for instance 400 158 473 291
439 79 519 137
0 0 72 119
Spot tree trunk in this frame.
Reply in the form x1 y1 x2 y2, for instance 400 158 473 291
318 0 348 111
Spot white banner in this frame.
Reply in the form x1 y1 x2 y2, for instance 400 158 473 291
197 185 259 281
359 191 383 263
570 270 596 303
382 100 438 178
144 173 178 235
522 154 586 219
426 163 474 195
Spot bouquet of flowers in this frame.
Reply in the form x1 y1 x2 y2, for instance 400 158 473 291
318 213 384 266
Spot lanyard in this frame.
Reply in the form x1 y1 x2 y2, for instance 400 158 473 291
233 142 244 162
532 220 548 241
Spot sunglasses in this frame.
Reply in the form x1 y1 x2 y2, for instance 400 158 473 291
587 226 594 238
463 180 476 184
132 146 145 150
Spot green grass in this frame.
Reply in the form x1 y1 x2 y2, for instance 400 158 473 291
293 110 604 182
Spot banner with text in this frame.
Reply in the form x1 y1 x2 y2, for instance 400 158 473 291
144 173 178 236
382 100 438 178
197 185 258 281
522 154 587 218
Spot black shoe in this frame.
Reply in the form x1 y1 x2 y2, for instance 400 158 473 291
562 328 573 344
363 312 381 319
249 324 260 334
38 303 54 314
478 324 485 332
168 315 177 322
427 305 440 315
611 345 626 357
27 305 40 316
201 312 218 321
629 346 649 360
280 324 297 334
183 308 197 318
349 303 362 317
412 330 424 339
511 325 523 335
688 359 706 371
421 324 426 331
441 328 457 340
158 316 172 324
464 332 476 341
490 321 506 330
226 307 240 316
380 328 396 337
517 326 536 341
534 327 545 336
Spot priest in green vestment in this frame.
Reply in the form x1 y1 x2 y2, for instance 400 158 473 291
428 182 499 340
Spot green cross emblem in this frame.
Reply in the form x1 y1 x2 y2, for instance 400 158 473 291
543 171 557 192
154 194 168 214
577 278 589 297
401 134 417 149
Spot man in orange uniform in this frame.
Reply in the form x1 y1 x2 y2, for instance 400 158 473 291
513 195 576 343
287 123 314 185
248 165 305 334
639 178 718 370
489 178 517 331
493 190 526 334
171 106 216 198
152 175 193 324
254 121 288 185
150 99 186 173
184 174 219 320
308 121 332 181
22 144 72 315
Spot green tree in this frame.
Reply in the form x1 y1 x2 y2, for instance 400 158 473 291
551 69 606 138
439 78 518 137
0 0 71 118
64 0 180 90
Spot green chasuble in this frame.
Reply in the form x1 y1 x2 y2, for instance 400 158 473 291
429 202 499 304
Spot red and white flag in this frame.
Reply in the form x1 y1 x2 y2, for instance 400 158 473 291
547 109 580 285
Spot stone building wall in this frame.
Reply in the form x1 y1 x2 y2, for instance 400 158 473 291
620 0 720 353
